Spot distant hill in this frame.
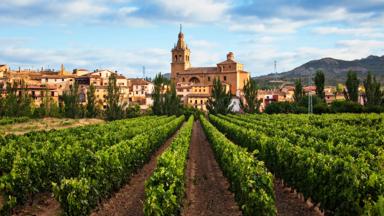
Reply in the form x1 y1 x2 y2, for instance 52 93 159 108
163 73 171 80
254 55 384 86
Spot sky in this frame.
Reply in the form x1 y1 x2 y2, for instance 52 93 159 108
0 0 384 78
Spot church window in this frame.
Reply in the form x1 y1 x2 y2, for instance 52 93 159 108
175 55 177 61
179 55 182 62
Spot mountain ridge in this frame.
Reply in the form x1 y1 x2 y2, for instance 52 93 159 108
255 55 384 86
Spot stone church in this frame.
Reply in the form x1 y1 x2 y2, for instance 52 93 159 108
171 27 250 111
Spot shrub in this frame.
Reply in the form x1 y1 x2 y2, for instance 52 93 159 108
331 100 363 113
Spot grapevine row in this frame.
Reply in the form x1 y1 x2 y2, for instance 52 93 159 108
0 115 176 214
144 115 194 215
53 116 185 216
210 114 384 215
201 116 276 216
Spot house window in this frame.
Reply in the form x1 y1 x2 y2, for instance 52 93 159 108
224 76 227 81
200 100 203 104
195 100 197 104
182 77 185 82
62 79 64 81
136 91 138 94
51 91 54 97
32 91 35 96
208 76 211 81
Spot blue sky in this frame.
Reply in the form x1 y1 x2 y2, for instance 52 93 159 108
0 0 383 78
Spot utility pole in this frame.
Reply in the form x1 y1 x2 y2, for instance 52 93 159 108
308 71 313 114
142 66 146 79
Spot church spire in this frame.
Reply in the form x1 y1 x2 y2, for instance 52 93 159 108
176 24 186 49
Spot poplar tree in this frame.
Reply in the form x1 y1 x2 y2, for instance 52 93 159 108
206 78 233 114
363 72 382 106
344 71 360 102
106 73 123 120
86 83 97 117
314 70 325 100
240 78 260 113
293 79 304 103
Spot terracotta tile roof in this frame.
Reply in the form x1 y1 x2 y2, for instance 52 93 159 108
128 78 151 85
217 59 238 65
187 93 210 98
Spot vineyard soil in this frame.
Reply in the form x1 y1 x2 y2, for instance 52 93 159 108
89 122 181 216
274 180 322 216
13 193 61 216
182 121 241 216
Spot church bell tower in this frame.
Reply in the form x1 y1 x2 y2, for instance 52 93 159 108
171 25 191 82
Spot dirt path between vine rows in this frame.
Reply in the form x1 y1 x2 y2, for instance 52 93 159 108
90 125 181 216
274 180 323 216
181 121 241 216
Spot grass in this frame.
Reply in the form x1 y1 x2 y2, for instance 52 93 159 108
0 118 105 135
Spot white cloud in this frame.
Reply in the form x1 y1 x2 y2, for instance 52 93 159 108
228 17 311 34
0 46 171 77
153 0 230 22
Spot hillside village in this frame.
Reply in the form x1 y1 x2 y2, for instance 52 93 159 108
0 29 358 114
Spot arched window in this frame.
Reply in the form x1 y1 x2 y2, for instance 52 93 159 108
189 77 200 84
175 55 177 61
208 76 211 81
182 77 185 82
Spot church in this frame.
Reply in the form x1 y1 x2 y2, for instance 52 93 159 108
171 27 250 110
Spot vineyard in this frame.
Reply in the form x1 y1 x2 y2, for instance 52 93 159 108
210 113 384 216
0 114 383 216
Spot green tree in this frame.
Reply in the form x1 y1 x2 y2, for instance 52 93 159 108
363 72 382 106
152 73 166 115
61 81 81 118
105 73 124 120
206 78 233 114
151 73 182 115
2 81 32 117
314 70 325 100
125 104 141 118
344 71 360 102
164 82 182 115
86 83 97 117
240 78 260 113
293 79 304 102
36 88 59 117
